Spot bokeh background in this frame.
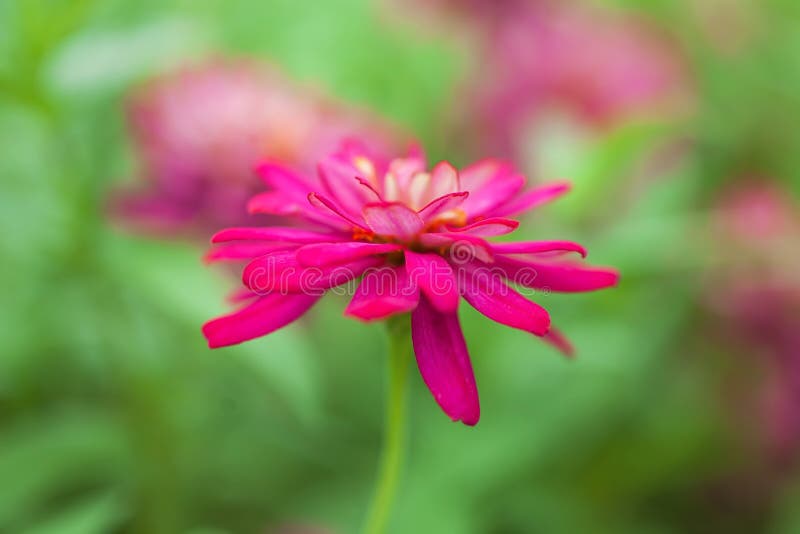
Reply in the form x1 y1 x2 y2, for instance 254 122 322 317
2 0 800 532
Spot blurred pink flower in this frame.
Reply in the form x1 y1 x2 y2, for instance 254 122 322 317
709 182 800 465
203 139 619 425
112 59 399 234
445 1 689 158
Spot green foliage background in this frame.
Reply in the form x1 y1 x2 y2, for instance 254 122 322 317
1 1 799 533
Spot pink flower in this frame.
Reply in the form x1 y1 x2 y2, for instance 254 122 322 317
708 182 800 464
203 140 619 425
448 1 689 158
113 59 398 233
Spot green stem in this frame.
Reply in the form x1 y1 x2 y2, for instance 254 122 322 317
363 315 412 534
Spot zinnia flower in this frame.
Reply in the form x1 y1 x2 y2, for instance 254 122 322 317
707 182 800 465
203 139 619 425
113 59 398 233
435 1 689 159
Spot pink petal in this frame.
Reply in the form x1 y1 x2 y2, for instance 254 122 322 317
243 251 384 294
247 191 303 216
491 240 587 258
459 158 514 191
202 293 319 348
205 242 298 263
418 192 469 222
385 157 427 196
404 250 460 313
495 256 620 292
411 296 480 426
418 232 494 263
461 172 525 219
227 288 259 304
211 226 348 244
355 176 383 201
255 161 316 193
494 181 572 218
406 142 427 168
543 327 575 358
308 192 369 230
460 266 551 336
363 202 425 240
345 265 420 321
318 158 376 215
255 163 348 229
429 161 461 198
296 242 403 267
446 217 519 236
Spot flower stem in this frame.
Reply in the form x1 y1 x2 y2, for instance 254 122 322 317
363 314 412 534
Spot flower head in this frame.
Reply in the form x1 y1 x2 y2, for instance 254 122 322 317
203 139 619 425
707 182 800 464
445 1 689 158
113 59 397 233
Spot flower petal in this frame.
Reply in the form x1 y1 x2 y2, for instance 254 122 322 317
255 162 348 229
255 161 316 193
429 161 461 199
345 265 420 321
418 232 494 263
308 192 369 230
418 192 469 222
543 327 575 358
494 181 572 217
459 158 513 191
411 296 480 425
461 172 525 219
363 202 425 240
211 226 348 244
460 266 550 336
243 251 384 294
404 250 459 313
317 157 376 215
247 191 303 216
495 256 620 292
202 293 319 348
296 242 402 267
205 242 297 263
491 240 587 258
446 217 519 236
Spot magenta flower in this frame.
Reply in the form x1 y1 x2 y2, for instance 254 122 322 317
708 183 800 464
113 59 398 233
203 140 618 425
445 1 689 158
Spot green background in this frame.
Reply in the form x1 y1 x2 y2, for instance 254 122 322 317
1 1 799 532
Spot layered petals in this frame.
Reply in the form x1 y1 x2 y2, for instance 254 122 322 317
493 181 572 218
345 265 420 321
363 202 425 240
308 192 369 229
418 192 469 223
411 296 480 425
204 140 620 426
419 232 494 263
405 250 460 313
296 242 403 267
243 251 384 294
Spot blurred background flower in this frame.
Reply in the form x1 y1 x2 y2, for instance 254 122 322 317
1 0 799 533
112 59 400 234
